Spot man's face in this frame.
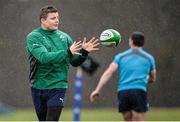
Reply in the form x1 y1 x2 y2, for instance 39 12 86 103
41 12 59 30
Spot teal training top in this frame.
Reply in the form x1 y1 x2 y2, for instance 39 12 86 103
113 48 156 92
26 27 88 89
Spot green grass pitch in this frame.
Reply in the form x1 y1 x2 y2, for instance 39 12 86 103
0 108 180 121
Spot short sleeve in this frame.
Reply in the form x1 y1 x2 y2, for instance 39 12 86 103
113 55 120 65
150 56 156 71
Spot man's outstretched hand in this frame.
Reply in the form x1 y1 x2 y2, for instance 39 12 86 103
82 37 99 52
69 37 99 55
69 41 82 55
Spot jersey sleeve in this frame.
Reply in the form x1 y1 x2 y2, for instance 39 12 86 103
150 56 156 71
113 55 120 65
66 35 89 67
26 32 70 64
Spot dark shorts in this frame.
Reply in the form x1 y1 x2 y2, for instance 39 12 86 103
31 87 67 112
117 89 149 113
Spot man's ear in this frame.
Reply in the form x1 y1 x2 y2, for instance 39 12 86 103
40 18 46 23
129 38 132 45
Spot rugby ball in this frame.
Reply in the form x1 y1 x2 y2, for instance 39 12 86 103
100 29 121 47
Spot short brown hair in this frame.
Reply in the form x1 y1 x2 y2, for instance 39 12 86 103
130 32 145 47
39 6 58 20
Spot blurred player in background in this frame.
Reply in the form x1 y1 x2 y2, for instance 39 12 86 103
26 6 99 121
90 32 156 121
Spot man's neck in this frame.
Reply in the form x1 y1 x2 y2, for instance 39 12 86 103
41 25 48 30
131 45 142 49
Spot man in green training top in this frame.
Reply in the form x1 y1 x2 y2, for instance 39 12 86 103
26 6 99 121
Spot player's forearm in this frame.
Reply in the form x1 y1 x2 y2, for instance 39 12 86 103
95 71 113 92
70 49 89 67
148 77 155 83
148 69 157 83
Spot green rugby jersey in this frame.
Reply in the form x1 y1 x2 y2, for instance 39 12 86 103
26 27 88 89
